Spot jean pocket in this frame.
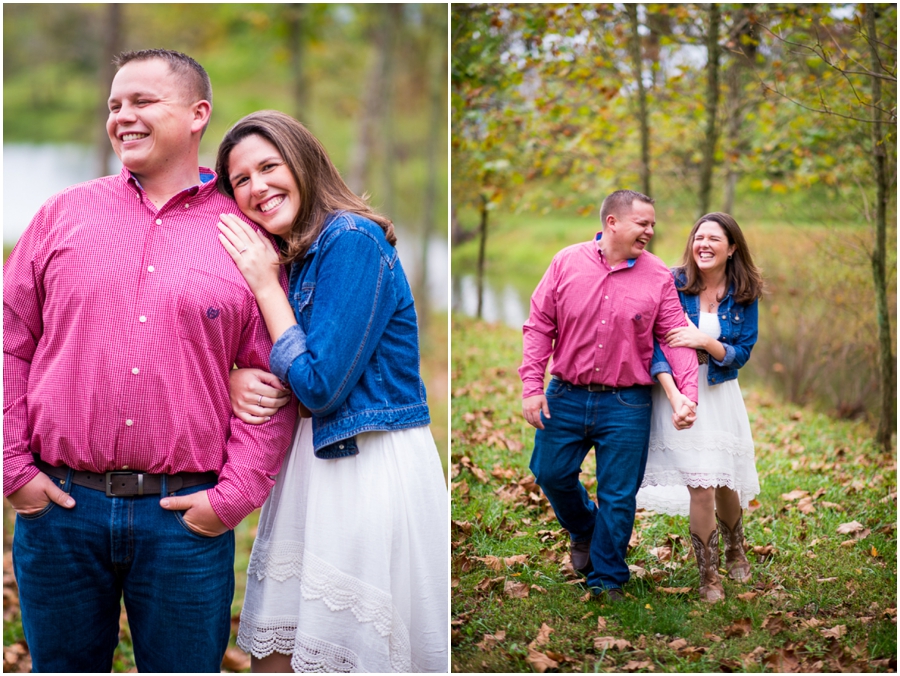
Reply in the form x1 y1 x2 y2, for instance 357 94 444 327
173 511 228 539
16 500 56 521
546 378 567 399
615 388 651 409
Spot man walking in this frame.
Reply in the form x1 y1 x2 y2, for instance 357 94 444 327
519 190 699 600
4 49 296 671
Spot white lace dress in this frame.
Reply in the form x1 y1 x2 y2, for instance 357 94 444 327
637 311 760 516
237 417 449 673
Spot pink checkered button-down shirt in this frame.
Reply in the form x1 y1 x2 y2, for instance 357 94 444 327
3 166 296 529
520 234 699 403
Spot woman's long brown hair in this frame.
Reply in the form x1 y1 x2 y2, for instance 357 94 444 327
677 212 763 305
216 110 396 264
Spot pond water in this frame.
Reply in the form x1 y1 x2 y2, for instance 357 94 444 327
3 144 448 309
451 274 528 329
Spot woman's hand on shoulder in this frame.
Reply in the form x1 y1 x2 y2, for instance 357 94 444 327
229 367 291 424
217 213 281 298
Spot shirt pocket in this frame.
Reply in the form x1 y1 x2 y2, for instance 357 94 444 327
177 268 249 353
620 292 655 340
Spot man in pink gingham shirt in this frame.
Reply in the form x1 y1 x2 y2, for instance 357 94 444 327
519 190 698 601
3 50 296 672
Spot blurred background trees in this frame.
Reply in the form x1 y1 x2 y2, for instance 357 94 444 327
451 3 896 450
4 3 448 330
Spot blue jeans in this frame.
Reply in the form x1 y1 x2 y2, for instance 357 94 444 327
529 379 652 591
12 473 235 673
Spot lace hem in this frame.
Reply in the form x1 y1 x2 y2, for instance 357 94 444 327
638 473 759 516
242 540 414 672
236 614 361 672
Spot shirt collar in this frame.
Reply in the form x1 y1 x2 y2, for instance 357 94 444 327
122 165 217 198
595 231 637 268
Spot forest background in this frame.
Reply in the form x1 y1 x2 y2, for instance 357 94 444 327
451 3 896 673
2 3 447 672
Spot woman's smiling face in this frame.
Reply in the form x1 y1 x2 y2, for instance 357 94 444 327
692 220 735 276
227 134 299 237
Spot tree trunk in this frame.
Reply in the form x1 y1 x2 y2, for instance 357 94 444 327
286 4 307 121
865 5 895 452
722 8 757 214
626 4 651 206
416 21 445 335
698 4 720 217
348 8 391 195
95 3 122 177
476 193 488 320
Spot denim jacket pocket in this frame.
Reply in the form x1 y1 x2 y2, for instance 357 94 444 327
314 435 359 459
292 285 315 327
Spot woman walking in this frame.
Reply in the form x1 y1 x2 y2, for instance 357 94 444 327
637 212 763 603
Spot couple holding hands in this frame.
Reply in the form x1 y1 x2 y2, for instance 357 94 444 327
521 190 763 605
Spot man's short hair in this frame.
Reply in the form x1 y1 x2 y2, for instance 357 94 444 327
113 49 212 106
599 190 654 227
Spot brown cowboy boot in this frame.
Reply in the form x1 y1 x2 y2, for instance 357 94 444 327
690 527 725 603
717 513 751 582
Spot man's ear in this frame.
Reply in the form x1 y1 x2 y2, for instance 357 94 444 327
190 100 212 135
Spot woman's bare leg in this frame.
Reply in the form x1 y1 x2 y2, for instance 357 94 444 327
714 485 742 527
251 653 294 673
687 486 716 537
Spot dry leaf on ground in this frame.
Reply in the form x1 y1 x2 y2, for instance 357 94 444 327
504 579 530 598
657 586 692 594
781 489 809 501
525 648 559 673
724 618 753 637
594 636 632 651
476 630 506 651
529 623 554 648
820 625 847 639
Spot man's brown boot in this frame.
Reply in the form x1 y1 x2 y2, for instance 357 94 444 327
717 513 751 582
690 527 725 603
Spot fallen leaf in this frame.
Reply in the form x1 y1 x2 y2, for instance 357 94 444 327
763 647 800 673
797 496 816 514
820 625 847 639
474 576 504 593
657 586 692 595
530 584 548 593
476 630 506 651
668 638 688 650
452 479 469 497
649 546 673 562
704 633 723 643
817 577 838 583
781 489 809 501
476 555 503 571
594 636 632 651
622 660 655 671
504 579 530 598
597 616 607 631
628 564 650 579
504 554 528 567
737 591 758 601
724 618 753 637
836 521 865 536
762 612 786 635
799 617 824 629
525 648 558 673
530 622 554 647
820 501 844 511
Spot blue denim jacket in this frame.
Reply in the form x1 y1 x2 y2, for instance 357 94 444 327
650 269 759 386
269 212 430 457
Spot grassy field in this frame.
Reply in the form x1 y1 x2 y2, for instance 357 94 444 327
450 315 896 673
1 307 448 673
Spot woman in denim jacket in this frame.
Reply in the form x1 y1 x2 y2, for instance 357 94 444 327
215 111 448 673
636 213 763 604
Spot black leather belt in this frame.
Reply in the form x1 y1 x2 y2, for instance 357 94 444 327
552 376 617 392
36 457 217 497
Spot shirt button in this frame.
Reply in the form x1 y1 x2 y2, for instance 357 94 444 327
598 344 603 348
605 296 609 300
147 265 155 272
601 320 606 324
125 419 134 427
183 203 190 209
155 219 162 225
338 444 345 450
139 315 147 323
595 368 600 371
122 465 129 470
132 368 139 375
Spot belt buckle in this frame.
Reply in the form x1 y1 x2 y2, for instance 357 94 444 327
106 470 143 497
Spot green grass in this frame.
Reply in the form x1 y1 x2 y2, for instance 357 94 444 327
450 315 897 673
